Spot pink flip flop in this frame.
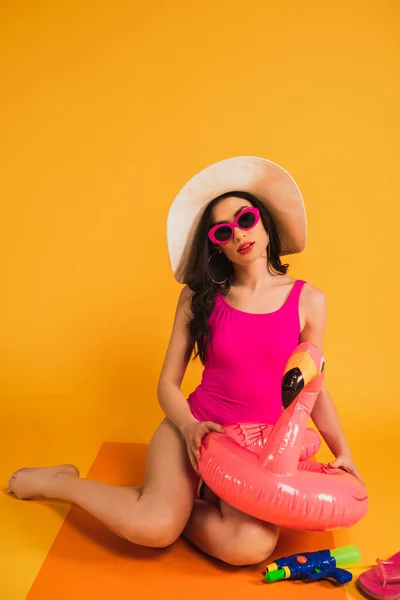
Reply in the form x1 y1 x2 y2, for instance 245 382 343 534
358 552 400 600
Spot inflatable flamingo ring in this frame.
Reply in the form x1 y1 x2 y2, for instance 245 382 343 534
197 342 368 531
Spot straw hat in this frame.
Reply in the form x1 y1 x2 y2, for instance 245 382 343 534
167 156 307 283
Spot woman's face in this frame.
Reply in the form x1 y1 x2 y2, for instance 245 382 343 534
210 196 269 264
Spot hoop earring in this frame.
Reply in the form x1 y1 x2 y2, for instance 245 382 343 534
208 251 230 285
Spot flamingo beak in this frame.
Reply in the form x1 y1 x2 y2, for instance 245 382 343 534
282 349 323 408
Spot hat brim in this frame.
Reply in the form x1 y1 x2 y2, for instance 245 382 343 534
167 156 307 283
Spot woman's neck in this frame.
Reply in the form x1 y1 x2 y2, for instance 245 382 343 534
231 260 280 290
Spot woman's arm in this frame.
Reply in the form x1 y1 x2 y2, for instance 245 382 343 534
157 285 198 434
299 284 362 480
311 383 350 457
157 286 226 472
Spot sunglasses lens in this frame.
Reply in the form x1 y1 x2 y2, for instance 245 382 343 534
238 211 256 229
214 225 232 242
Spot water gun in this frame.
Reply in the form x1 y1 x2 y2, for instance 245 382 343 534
264 545 361 585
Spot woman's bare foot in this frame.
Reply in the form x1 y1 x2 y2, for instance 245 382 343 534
7 464 80 500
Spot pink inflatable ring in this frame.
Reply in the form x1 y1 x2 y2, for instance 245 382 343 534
197 342 368 531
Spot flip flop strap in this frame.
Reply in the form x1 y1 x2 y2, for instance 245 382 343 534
376 559 400 587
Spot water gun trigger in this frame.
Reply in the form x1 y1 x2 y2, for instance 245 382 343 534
306 567 353 585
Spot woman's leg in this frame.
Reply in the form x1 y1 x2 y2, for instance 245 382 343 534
184 485 279 566
7 418 199 548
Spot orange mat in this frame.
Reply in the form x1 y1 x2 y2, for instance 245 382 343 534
27 442 347 600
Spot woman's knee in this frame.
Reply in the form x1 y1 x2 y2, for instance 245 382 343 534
221 521 279 566
121 509 185 548
120 492 191 548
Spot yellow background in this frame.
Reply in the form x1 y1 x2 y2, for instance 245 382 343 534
1 1 399 598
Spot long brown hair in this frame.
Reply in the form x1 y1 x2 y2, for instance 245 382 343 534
183 191 289 364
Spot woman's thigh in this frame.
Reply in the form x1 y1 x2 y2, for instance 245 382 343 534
219 498 280 562
140 417 200 533
198 483 279 558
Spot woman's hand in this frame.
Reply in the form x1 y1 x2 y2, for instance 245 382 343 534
327 453 364 484
182 420 226 474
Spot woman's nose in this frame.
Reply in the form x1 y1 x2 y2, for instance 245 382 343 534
233 227 246 241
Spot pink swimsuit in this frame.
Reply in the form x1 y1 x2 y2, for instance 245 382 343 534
188 279 306 426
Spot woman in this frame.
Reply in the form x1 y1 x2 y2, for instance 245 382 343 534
7 157 361 566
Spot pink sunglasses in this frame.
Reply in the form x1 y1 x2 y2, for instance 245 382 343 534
208 207 260 245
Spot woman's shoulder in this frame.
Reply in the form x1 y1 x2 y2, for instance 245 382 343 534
175 285 194 321
283 275 325 298
272 275 306 295
298 280 327 312
178 285 193 303
299 280 326 299
177 285 223 325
